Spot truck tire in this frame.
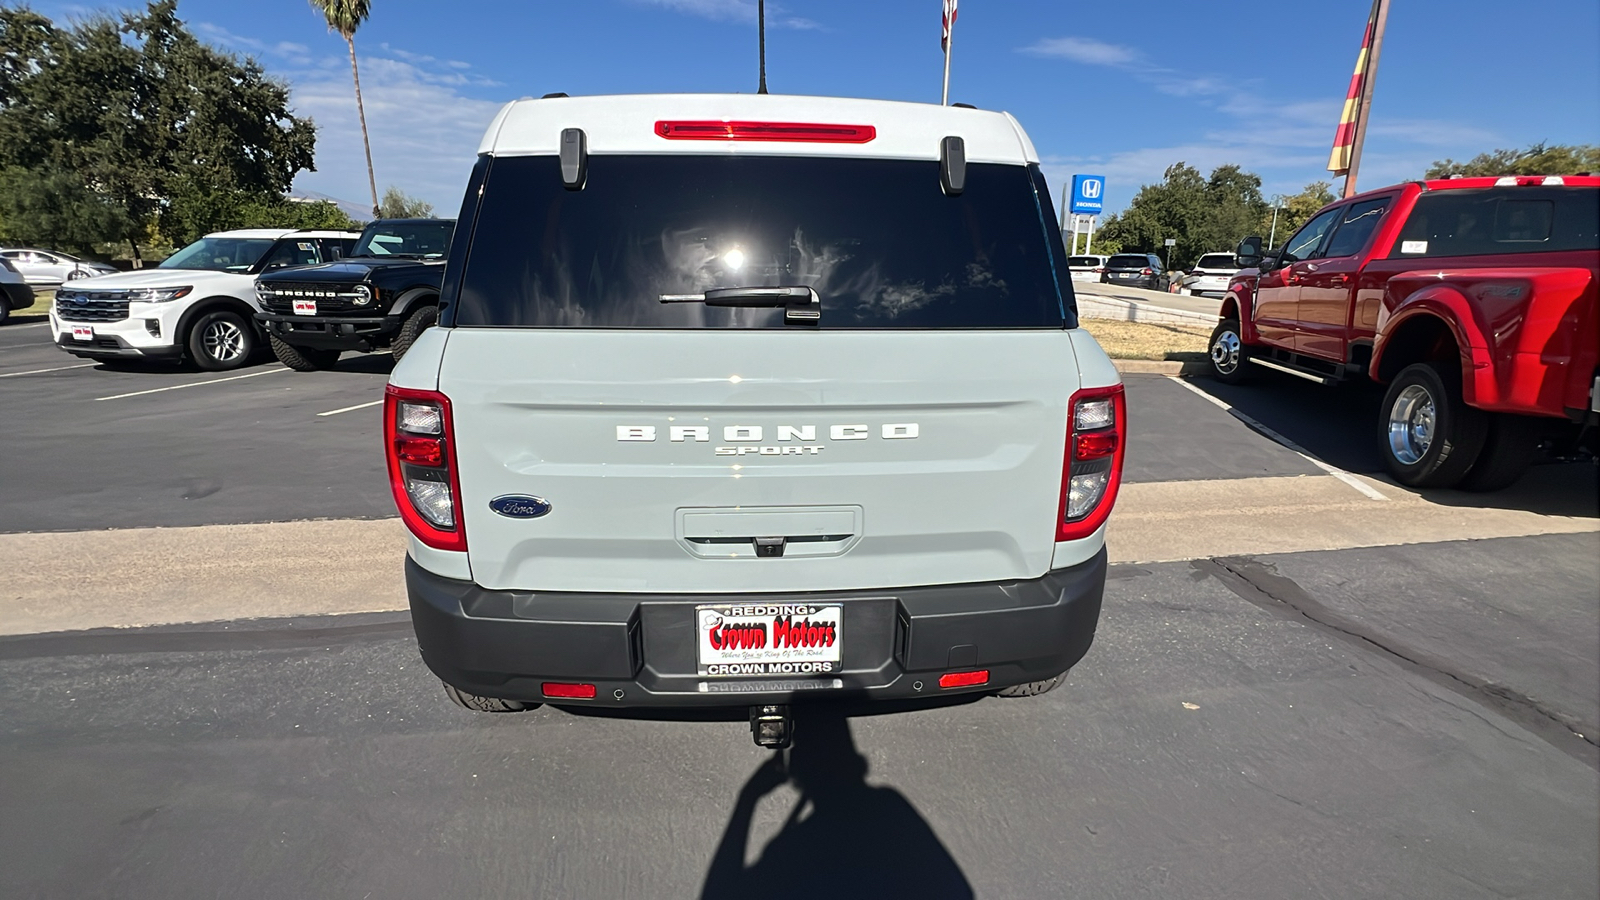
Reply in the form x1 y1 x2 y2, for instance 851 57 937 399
1208 318 1252 383
442 682 537 713
1459 414 1539 492
187 309 255 371
0 295 10 325
996 673 1066 698
391 304 437 362
1379 362 1487 488
268 334 340 372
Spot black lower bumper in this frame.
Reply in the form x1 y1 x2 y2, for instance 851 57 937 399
56 334 182 360
406 550 1106 707
257 313 399 351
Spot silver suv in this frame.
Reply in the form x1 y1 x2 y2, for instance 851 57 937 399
385 94 1126 746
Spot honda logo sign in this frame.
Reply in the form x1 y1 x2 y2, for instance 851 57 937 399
1070 174 1106 214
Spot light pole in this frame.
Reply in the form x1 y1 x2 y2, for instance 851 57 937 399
1267 195 1285 248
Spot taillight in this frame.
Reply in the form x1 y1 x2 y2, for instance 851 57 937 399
384 384 466 552
1094 267 1105 273
1140 267 1153 275
1057 383 1126 542
654 120 877 143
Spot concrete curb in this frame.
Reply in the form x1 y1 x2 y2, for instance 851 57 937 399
1077 294 1216 326
1112 359 1209 375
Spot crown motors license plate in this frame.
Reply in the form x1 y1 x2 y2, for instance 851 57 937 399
292 299 316 315
696 603 842 677
70 325 93 341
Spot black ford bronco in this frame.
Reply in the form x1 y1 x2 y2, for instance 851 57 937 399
254 218 454 369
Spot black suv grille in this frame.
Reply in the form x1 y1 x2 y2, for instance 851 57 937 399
257 283 371 315
53 290 131 322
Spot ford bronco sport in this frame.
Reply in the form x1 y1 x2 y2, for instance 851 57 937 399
385 94 1126 746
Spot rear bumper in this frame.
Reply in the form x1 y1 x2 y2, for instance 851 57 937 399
406 549 1106 707
257 312 400 351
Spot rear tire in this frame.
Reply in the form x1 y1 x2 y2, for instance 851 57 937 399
442 682 537 713
997 673 1067 698
1459 413 1539 492
391 304 437 362
1208 318 1252 384
1379 362 1487 488
187 310 254 371
0 295 10 325
268 334 340 372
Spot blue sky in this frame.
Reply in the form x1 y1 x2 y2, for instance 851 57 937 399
34 0 1600 216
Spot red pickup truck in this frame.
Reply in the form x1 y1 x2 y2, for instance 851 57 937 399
1209 175 1599 490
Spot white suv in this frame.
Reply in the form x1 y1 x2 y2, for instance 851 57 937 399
386 94 1126 745
1181 252 1240 297
51 228 359 369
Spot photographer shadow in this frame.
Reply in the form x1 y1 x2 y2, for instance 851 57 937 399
700 712 973 900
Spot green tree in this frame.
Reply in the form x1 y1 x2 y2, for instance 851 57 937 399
309 0 379 219
1263 181 1336 249
0 165 129 253
0 2 318 261
1096 162 1267 270
1426 142 1600 179
379 186 434 218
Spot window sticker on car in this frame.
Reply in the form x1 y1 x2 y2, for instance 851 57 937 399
297 242 314 251
1401 240 1428 254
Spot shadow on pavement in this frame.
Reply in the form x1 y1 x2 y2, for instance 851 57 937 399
1186 370 1597 516
699 712 974 900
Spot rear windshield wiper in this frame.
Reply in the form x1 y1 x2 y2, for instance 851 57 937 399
659 286 820 325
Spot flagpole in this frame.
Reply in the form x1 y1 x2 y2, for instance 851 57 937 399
940 19 953 105
1343 0 1389 198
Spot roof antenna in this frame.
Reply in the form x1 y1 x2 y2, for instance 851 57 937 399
758 0 768 94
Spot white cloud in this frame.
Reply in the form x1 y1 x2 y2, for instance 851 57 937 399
631 0 821 30
1019 36 1138 67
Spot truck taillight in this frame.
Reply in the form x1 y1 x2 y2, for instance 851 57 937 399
384 385 466 552
1057 384 1126 542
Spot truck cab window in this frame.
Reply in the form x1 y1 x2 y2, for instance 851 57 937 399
1320 198 1392 259
1281 208 1341 263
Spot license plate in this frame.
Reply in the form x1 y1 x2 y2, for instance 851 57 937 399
696 603 842 677
292 299 317 315
71 325 94 341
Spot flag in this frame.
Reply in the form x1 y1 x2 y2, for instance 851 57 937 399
1328 0 1381 175
942 0 958 52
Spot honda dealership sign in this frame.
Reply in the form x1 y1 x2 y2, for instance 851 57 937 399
1070 174 1105 214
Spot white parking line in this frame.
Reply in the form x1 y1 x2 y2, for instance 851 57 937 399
0 363 95 378
316 399 383 417
95 367 288 401
1164 374 1389 501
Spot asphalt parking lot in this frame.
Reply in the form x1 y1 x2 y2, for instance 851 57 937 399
2 320 1597 898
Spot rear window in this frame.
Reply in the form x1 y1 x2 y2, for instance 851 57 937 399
451 155 1070 329
1066 256 1102 267
1195 254 1236 270
1106 255 1149 269
1390 187 1599 259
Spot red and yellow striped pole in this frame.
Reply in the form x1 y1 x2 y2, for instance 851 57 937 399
1329 0 1391 198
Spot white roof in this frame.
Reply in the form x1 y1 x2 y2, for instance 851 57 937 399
479 93 1039 165
203 229 361 240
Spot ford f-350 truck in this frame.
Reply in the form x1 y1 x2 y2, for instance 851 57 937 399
1208 175 1598 490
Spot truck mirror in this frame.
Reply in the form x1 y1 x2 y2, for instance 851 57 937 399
1235 236 1263 267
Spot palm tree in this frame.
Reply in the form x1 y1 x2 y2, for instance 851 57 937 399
309 0 380 219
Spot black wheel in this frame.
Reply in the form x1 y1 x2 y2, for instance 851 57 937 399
391 304 437 362
997 673 1067 698
1459 413 1539 492
0 295 10 325
442 682 537 713
268 334 340 372
1379 362 1488 488
1207 318 1252 384
187 309 255 371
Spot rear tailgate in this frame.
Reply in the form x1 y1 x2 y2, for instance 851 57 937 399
442 330 1076 592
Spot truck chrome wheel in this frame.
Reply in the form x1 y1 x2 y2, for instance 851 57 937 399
1210 329 1242 374
202 319 246 363
1387 383 1436 465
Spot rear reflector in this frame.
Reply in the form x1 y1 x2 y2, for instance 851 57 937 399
542 682 598 699
655 120 876 143
939 670 990 689
394 435 444 467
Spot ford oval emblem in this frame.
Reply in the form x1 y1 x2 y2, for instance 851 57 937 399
489 495 552 519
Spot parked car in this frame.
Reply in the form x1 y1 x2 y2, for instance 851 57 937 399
389 93 1126 746
1211 175 1599 490
51 228 359 370
1100 253 1168 291
0 248 116 285
1066 254 1108 282
255 218 454 370
1181 252 1240 297
0 257 36 324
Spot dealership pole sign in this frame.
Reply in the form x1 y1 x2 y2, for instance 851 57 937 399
1070 174 1105 215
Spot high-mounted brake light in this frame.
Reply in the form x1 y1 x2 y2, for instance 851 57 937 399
1057 383 1127 542
654 120 876 143
384 385 466 552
